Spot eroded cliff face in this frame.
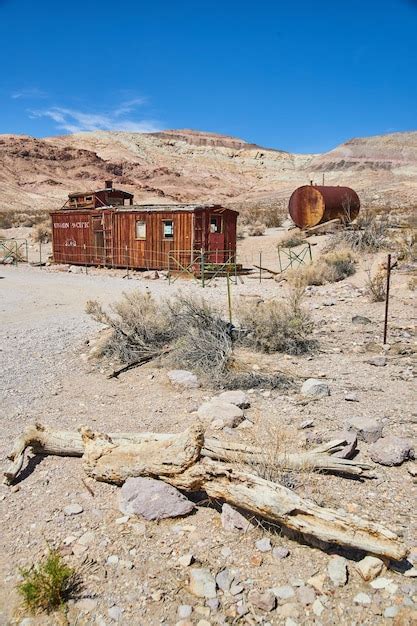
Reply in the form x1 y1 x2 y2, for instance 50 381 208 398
0 128 416 215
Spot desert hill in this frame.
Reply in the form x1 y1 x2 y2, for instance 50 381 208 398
0 129 416 220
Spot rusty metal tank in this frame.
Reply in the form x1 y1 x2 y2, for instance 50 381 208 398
288 185 360 229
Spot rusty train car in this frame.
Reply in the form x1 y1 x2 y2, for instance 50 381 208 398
288 184 360 229
51 182 238 270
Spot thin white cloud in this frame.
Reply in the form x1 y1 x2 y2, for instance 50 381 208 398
11 87 48 100
29 102 161 134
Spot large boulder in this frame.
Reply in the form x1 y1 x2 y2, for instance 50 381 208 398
119 477 194 520
197 400 243 428
344 416 383 443
301 379 330 398
369 436 414 466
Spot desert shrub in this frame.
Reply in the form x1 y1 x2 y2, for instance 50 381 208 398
394 229 417 262
237 285 315 355
236 221 247 239
86 291 297 388
32 220 52 243
279 229 306 248
337 209 389 252
408 275 417 291
18 550 79 614
0 209 50 229
365 268 386 302
86 291 174 363
291 247 356 286
246 221 266 236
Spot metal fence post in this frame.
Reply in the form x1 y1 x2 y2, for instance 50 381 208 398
201 248 205 288
383 254 392 345
226 271 233 324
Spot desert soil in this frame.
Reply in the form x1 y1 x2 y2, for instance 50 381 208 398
0 231 416 626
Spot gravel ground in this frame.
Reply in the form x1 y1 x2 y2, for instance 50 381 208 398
0 244 416 626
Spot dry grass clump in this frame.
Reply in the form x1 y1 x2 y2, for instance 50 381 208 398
290 247 356 286
32 220 52 243
18 550 80 614
237 285 315 355
246 221 266 236
336 209 389 252
279 229 306 248
365 268 386 302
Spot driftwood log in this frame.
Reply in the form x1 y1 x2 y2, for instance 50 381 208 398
4 422 407 561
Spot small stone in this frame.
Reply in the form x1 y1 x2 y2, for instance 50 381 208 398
64 503 83 516
312 599 325 617
327 556 348 587
215 390 250 408
247 589 276 612
195 606 210 618
198 401 243 427
221 547 232 558
271 585 295 601
206 598 220 611
299 419 314 429
366 356 387 367
276 603 300 618
301 379 330 398
296 586 316 606
250 554 263 567
189 568 217 599
221 503 252 532
215 568 234 592
355 556 385 581
369 436 414 466
345 392 359 402
108 606 123 621
19 619 35 626
168 369 199 389
354 592 371 605
307 573 326 594
344 416 383 443
352 315 372 325
404 567 417 577
255 537 272 552
119 477 194 520
77 531 95 546
272 547 290 560
178 554 194 567
384 606 399 618
370 577 398 593
107 555 119 566
115 515 129 525
178 605 192 619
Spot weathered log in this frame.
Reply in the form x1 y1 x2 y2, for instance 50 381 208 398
4 424 371 484
3 423 407 560
165 459 407 560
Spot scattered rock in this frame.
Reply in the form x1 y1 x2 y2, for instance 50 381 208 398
312 598 325 617
404 567 417 577
384 606 399 618
107 555 119 566
299 419 314 429
352 315 372 325
301 378 330 398
369 436 414 466
345 416 383 443
168 370 199 389
247 589 276 612
220 503 252 532
344 392 359 402
75 598 98 612
178 554 194 567
272 547 290 560
353 592 372 605
215 390 250 408
370 577 398 593
366 356 387 367
143 270 159 280
206 598 220 611
178 605 193 619
271 585 295 601
355 556 385 581
255 537 272 552
296 586 316 606
119 477 194 520
215 568 234 593
327 556 348 587
189 568 217 599
307 572 326 594
333 431 358 459
198 400 243 427
64 503 83 516
108 606 124 621
68 265 83 274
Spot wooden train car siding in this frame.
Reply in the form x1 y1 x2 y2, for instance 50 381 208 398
50 204 239 271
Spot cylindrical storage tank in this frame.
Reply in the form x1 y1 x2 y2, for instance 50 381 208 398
288 185 360 229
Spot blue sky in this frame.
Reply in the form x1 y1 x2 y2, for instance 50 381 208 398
0 0 416 152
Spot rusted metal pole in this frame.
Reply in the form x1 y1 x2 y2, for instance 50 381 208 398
226 271 233 324
383 254 392 345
